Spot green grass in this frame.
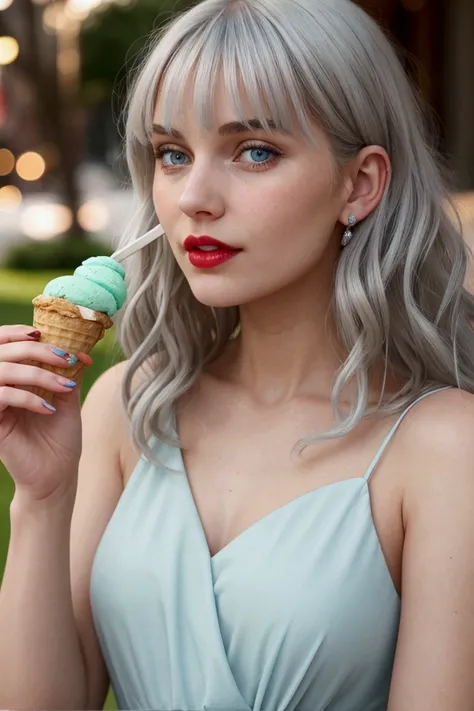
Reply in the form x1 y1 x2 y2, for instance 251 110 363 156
0 270 121 710
0 269 69 303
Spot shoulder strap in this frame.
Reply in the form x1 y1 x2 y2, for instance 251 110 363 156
363 386 454 483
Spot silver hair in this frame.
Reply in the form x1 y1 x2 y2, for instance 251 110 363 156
115 0 474 464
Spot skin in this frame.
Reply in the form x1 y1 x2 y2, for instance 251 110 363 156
149 77 474 710
14 73 469 711
152 79 389 402
3 66 473 711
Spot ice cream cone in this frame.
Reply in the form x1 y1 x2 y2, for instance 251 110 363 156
30 295 113 404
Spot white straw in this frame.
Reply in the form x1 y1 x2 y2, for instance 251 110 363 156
111 224 165 263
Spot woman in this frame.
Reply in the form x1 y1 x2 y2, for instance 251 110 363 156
1 0 474 709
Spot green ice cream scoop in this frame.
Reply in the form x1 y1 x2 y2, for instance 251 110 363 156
43 256 127 317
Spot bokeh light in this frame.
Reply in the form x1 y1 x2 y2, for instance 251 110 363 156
20 204 73 240
42 3 68 33
0 37 19 66
0 185 22 212
66 0 103 19
16 151 46 181
0 148 15 176
78 199 109 232
0 0 14 10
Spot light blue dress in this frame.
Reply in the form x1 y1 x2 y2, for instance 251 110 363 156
90 387 449 710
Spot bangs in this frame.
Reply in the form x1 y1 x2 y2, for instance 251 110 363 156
138 4 318 143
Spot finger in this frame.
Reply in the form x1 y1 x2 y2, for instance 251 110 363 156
51 381 82 408
0 325 42 345
0 385 59 414
0 341 89 369
0 362 78 393
77 352 93 367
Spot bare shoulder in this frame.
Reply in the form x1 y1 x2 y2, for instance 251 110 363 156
81 357 149 431
394 387 474 513
82 358 153 484
399 387 474 451
83 358 135 451
404 386 474 433
84 357 151 398
81 361 128 452
82 358 128 405
386 387 474 709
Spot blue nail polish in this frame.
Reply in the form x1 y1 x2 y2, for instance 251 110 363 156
51 347 67 357
66 355 78 366
64 380 77 388
42 401 56 412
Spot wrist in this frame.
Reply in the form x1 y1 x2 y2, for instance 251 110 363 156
10 482 77 522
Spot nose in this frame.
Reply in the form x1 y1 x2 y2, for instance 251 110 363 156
178 161 225 221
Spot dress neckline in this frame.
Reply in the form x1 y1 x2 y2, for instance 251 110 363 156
174 442 367 562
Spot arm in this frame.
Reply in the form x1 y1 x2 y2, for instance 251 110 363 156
0 361 128 710
0 487 88 709
387 389 474 711
71 360 129 709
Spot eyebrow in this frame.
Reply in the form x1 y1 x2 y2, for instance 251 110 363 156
151 118 286 139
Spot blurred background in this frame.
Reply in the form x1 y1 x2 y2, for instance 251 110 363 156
0 0 473 708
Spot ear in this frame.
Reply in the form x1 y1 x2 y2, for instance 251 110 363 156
339 146 391 226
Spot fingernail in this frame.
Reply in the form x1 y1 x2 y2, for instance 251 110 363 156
81 354 93 366
51 347 78 365
27 330 41 339
56 376 77 388
42 401 56 412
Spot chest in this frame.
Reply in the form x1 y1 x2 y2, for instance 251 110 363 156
122 395 404 594
176 401 404 593
95 443 401 711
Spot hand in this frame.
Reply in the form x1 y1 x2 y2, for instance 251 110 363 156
0 325 93 504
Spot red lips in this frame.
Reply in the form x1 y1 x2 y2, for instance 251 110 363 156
183 235 242 269
183 235 241 251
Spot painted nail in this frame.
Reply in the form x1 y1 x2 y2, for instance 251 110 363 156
27 330 41 339
51 347 78 365
42 401 56 412
63 380 77 388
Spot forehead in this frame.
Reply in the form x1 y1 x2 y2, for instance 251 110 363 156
153 72 266 131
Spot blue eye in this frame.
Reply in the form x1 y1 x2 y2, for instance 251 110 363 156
242 147 274 163
158 150 190 166
154 143 281 171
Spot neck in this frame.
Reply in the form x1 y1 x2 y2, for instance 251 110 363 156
219 265 344 405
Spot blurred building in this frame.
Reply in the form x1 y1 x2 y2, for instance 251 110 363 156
359 0 474 191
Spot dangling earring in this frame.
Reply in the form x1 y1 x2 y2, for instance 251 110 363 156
341 213 357 247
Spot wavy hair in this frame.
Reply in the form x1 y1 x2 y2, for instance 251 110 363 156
114 0 474 464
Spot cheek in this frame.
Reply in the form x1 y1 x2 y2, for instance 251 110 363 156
152 173 172 218
246 168 339 248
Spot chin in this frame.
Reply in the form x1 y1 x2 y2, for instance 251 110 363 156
187 279 264 309
189 287 242 309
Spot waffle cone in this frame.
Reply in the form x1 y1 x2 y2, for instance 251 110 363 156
29 295 113 404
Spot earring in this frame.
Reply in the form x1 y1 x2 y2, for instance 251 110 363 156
341 213 357 247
